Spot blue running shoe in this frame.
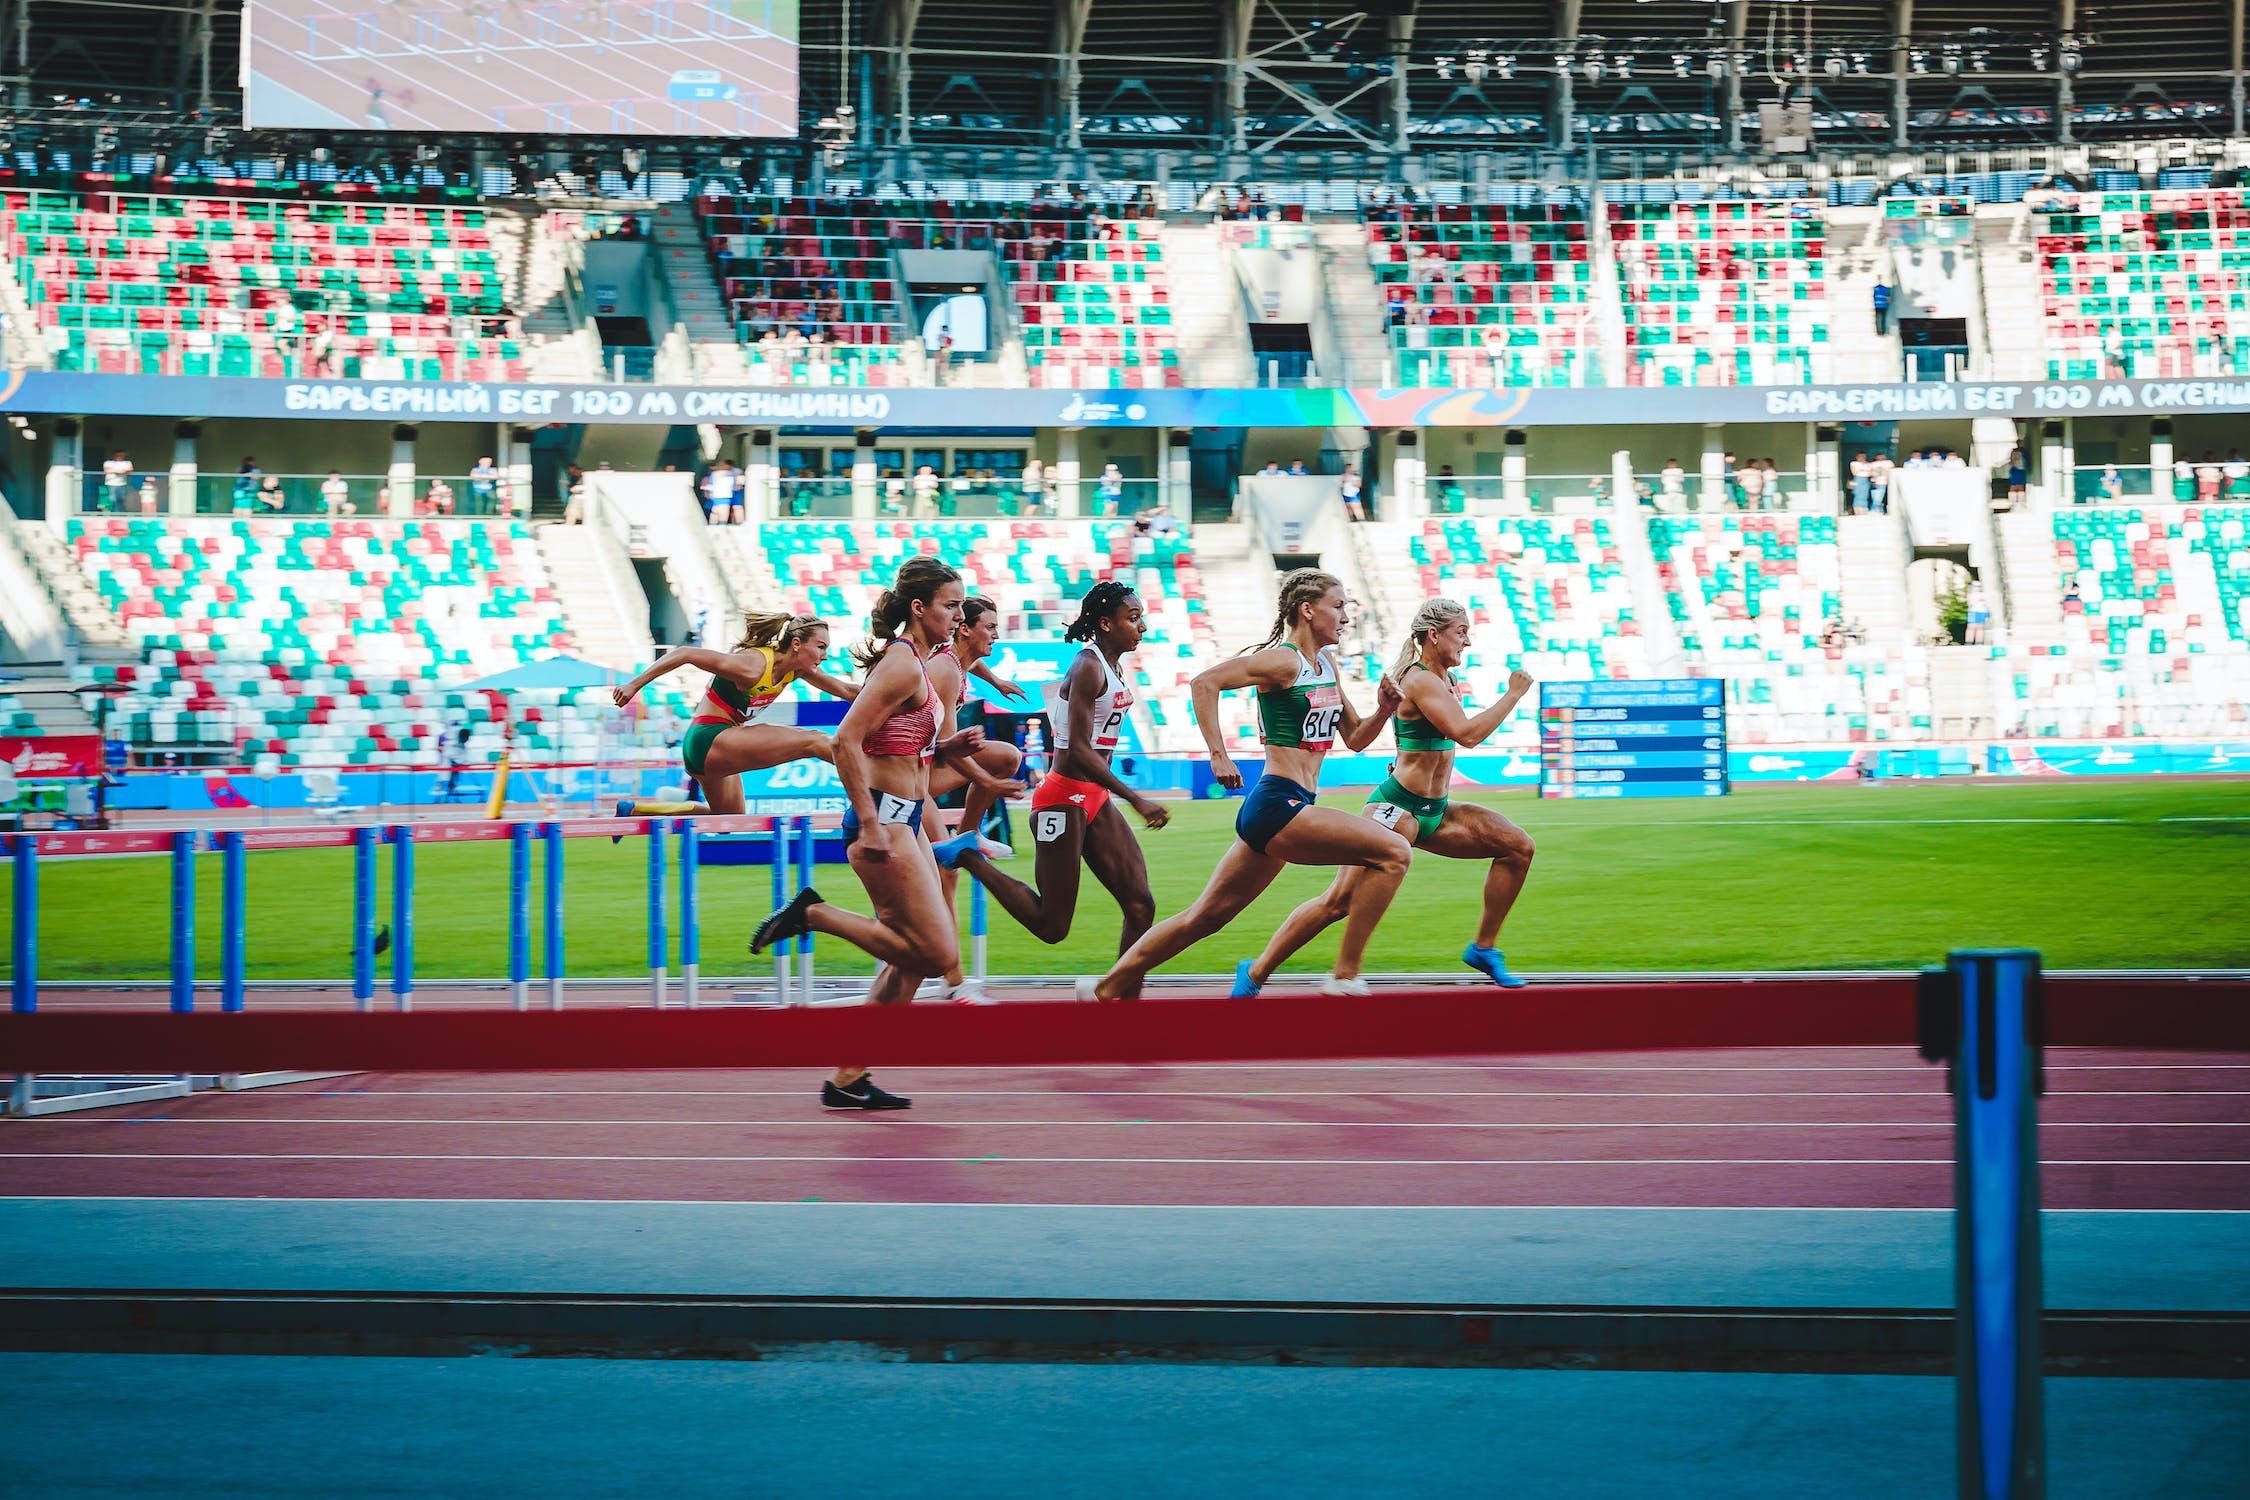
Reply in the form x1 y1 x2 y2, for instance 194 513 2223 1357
1462 943 1528 989
930 830 983 869
1230 959 1262 999
611 799 635 843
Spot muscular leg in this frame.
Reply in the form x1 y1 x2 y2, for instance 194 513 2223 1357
959 803 1086 944
1079 800 1156 954
1246 868 1360 987
835 834 957 1087
956 740 1023 842
1264 806 1414 982
1095 839 1285 1000
703 724 833 779
700 773 745 816
1418 803 1536 948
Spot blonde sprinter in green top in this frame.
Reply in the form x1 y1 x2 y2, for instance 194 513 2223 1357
1085 569 1408 1002
1237 598 1538 994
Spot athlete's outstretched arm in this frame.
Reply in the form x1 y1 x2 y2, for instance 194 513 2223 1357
1189 649 1298 789
969 660 1027 701
1337 669 1404 752
1404 667 1534 747
1054 652 1167 828
612 646 768 706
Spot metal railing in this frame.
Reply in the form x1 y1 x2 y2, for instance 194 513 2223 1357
77 472 518 518
775 475 1169 521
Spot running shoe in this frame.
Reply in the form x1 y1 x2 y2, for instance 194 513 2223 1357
1318 976 1373 997
611 799 634 844
821 1074 912 1111
946 981 996 1006
929 830 983 869
750 886 822 955
976 837 1016 862
1074 976 1100 1002
1230 959 1262 999
1462 944 1529 989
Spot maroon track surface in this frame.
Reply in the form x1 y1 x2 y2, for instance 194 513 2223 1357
4 1047 2243 1209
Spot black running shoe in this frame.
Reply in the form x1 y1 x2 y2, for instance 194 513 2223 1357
821 1074 912 1111
749 886 822 955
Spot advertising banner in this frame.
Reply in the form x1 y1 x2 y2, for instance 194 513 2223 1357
1 735 105 778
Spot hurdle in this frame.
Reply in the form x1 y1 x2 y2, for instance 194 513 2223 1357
1 813 834 1113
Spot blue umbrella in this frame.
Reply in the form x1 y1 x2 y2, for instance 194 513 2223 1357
456 656 624 694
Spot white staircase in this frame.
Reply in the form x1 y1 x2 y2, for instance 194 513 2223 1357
1180 521 1277 743
0 509 132 658
534 522 653 671
651 202 738 344
516 214 599 381
1976 207 2047 383
1929 645 2000 738
1996 508 2066 648
1836 510 1917 646
1822 207 1903 384
1161 222 1255 387
1310 222 1390 385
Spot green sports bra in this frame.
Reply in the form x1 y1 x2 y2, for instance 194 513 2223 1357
1393 663 1460 751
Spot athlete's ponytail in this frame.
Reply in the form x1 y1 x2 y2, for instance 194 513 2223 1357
1242 568 1343 655
853 555 962 668
1063 579 1136 643
733 610 826 656
1391 597 1466 681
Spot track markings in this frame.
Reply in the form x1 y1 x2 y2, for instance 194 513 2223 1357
2 1152 2239 1167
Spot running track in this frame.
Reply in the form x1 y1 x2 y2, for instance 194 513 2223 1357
5 1046 2243 1209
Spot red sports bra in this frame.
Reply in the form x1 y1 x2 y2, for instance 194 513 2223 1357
863 640 939 760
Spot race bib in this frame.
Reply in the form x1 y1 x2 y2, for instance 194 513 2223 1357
876 792 919 825
1033 808 1069 844
1368 802 1409 830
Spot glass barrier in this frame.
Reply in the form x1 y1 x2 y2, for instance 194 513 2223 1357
177 474 513 517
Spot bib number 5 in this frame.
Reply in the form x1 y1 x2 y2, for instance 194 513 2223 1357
1034 809 1069 844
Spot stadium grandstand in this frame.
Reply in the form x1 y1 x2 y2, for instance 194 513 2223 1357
2 0 2250 810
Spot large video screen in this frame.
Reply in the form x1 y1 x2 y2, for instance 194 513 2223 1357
244 0 799 136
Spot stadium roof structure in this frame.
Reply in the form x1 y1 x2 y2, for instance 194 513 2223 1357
3 0 2248 174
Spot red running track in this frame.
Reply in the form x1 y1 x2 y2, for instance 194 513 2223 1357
3 1047 2243 1209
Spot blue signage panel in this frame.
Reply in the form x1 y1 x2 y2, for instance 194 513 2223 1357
1539 678 1728 799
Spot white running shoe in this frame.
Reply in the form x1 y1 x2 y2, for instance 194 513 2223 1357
914 975 946 999
978 837 1016 861
1318 976 1373 997
1074 976 1100 1002
947 981 996 1006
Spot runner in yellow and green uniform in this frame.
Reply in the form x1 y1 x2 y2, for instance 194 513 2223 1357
611 611 859 816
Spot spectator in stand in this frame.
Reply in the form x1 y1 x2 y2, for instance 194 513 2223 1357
254 474 288 514
100 450 133 511
2174 454 2197 501
2098 464 2125 504
1721 451 1743 507
1965 581 1990 645
1096 462 1125 516
702 459 743 525
232 457 263 513
1869 452 1894 513
1286 458 1310 476
2004 448 2028 507
564 465 587 524
469 456 500 514
911 463 941 517
1849 452 1873 514
1659 458 1686 509
423 477 456 516
2197 451 2224 503
1736 456 1764 509
2227 449 2250 498
1339 463 1366 522
1872 280 1893 336
1942 449 1967 470
321 470 353 516
440 721 474 800
1258 459 1283 477
136 475 161 514
1434 463 1466 512
1020 457 1046 516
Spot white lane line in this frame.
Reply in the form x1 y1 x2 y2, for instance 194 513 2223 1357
10 1195 2241 1213
236 1088 2250 1099
2 1152 2237 1166
251 1063 2250 1076
33 1118 2239 1130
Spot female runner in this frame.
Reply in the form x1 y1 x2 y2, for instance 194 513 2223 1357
1236 598 1537 995
610 612 855 815
935 580 1168 957
917 594 1032 1003
1085 568 1408 1002
748 558 966 1111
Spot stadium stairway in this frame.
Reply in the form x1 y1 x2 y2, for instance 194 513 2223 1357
1161 221 1255 387
1 510 134 661
533 523 654 671
1928 645 2001 738
1976 205 2046 381
1997 509 2069 648
652 201 740 347
1310 221 1392 385
0 663 96 735
1836 510 1917 646
1821 207 1905 384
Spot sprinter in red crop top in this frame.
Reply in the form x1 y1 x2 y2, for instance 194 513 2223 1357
749 556 968 1113
935 580 1169 958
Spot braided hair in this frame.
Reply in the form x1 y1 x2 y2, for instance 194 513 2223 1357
1063 579 1137 644
1243 568 1343 654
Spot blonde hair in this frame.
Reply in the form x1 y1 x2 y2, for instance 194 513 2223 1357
853 556 962 668
1392 597 1467 681
1243 567 1343 654
733 610 826 656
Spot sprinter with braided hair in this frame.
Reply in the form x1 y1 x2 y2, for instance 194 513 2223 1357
1084 568 1408 1002
611 610 857 816
1236 597 1538 995
936 579 1167 957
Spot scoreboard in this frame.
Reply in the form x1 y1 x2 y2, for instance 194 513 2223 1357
1538 679 1729 799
